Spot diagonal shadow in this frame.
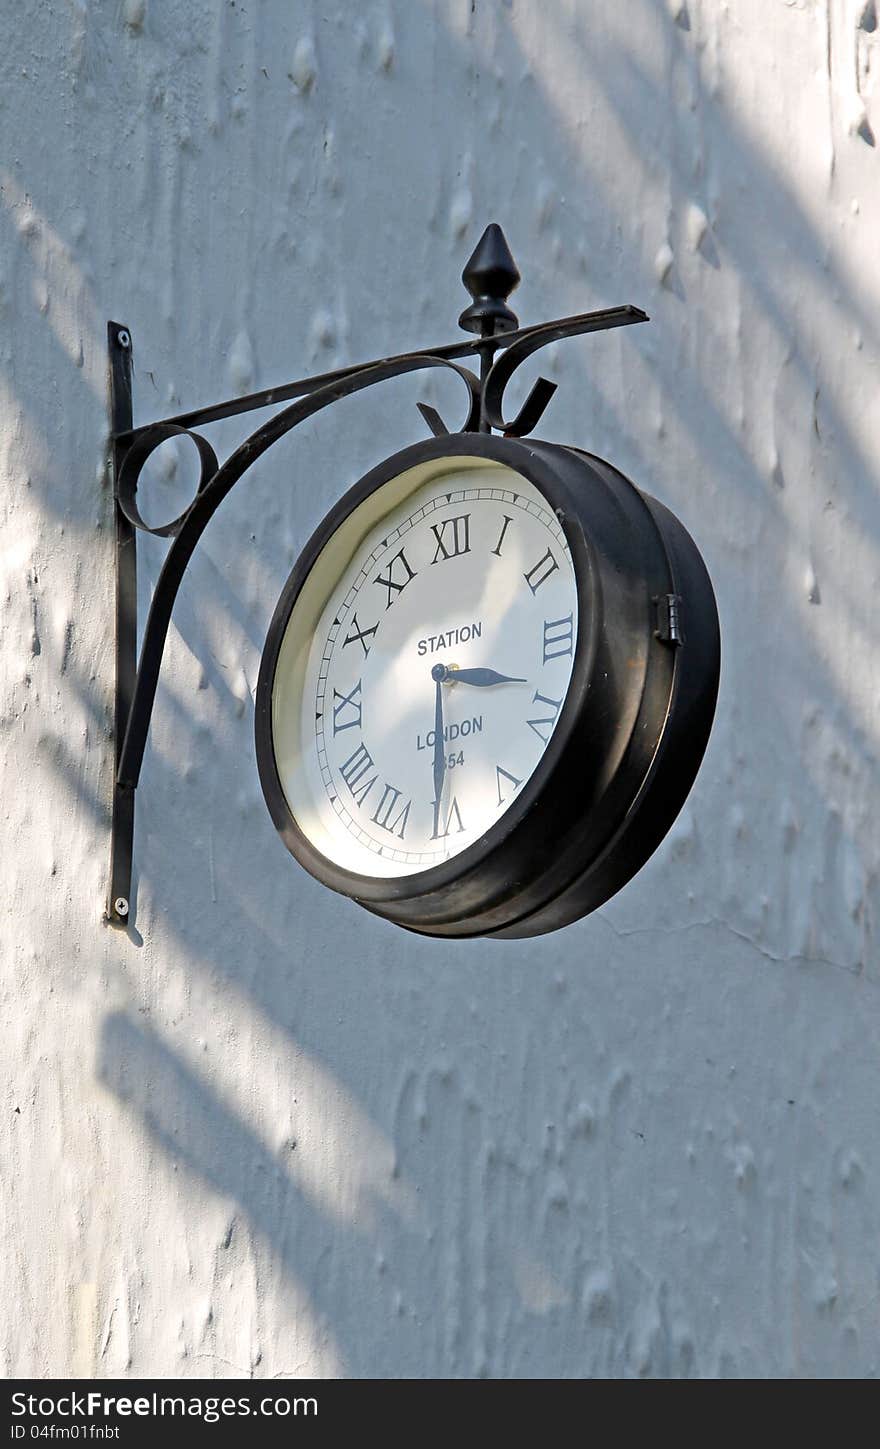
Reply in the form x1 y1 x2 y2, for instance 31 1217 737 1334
97 1011 419 1376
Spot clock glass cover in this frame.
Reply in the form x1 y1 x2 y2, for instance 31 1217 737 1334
268 458 578 879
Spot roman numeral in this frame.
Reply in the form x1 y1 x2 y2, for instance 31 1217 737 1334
523 547 559 594
431 514 471 563
371 784 411 839
343 612 379 658
374 548 417 609
527 691 562 744
543 613 574 663
491 514 513 558
495 765 523 807
431 796 465 839
332 679 363 735
339 742 377 806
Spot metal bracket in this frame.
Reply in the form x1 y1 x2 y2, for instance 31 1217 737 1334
104 224 648 927
106 323 136 924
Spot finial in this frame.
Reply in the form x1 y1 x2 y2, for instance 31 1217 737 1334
459 223 521 336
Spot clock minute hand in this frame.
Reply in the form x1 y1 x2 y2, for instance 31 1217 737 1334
443 667 527 687
431 664 447 819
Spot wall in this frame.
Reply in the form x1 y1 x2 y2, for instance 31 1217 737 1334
2 0 880 1378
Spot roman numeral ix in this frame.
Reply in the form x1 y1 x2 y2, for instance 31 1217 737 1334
332 679 363 736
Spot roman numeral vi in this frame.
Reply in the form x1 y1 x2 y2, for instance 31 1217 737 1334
431 796 465 839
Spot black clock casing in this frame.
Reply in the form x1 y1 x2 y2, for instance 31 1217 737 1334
255 433 720 939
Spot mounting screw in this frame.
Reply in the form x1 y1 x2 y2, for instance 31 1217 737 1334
116 329 131 350
114 896 129 917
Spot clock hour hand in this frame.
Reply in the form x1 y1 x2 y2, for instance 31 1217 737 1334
440 666 527 687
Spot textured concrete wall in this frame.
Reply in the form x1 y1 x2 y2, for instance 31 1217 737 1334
2 0 879 1378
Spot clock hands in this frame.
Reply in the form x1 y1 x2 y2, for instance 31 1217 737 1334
435 665 527 688
429 660 526 837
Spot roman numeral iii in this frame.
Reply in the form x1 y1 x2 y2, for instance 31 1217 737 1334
431 514 471 563
543 613 574 663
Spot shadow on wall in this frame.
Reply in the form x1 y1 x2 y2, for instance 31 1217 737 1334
99 1007 670 1377
97 1012 383 1377
3 0 879 1377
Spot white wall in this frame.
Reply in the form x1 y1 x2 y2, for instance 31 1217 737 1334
3 0 880 1378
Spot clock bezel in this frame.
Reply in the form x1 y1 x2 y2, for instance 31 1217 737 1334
255 433 602 908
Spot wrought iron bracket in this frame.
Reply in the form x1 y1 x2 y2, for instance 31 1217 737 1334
104 224 647 927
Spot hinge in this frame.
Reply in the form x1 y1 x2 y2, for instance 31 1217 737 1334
653 592 684 646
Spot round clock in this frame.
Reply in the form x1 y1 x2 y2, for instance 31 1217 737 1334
255 433 720 938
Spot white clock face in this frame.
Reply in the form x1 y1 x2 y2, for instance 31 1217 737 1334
270 458 578 878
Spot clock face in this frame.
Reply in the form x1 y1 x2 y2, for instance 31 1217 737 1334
268 459 578 879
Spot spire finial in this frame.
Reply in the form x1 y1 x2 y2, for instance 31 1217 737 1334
459 223 521 336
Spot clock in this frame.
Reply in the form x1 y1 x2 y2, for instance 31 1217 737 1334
255 432 719 938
